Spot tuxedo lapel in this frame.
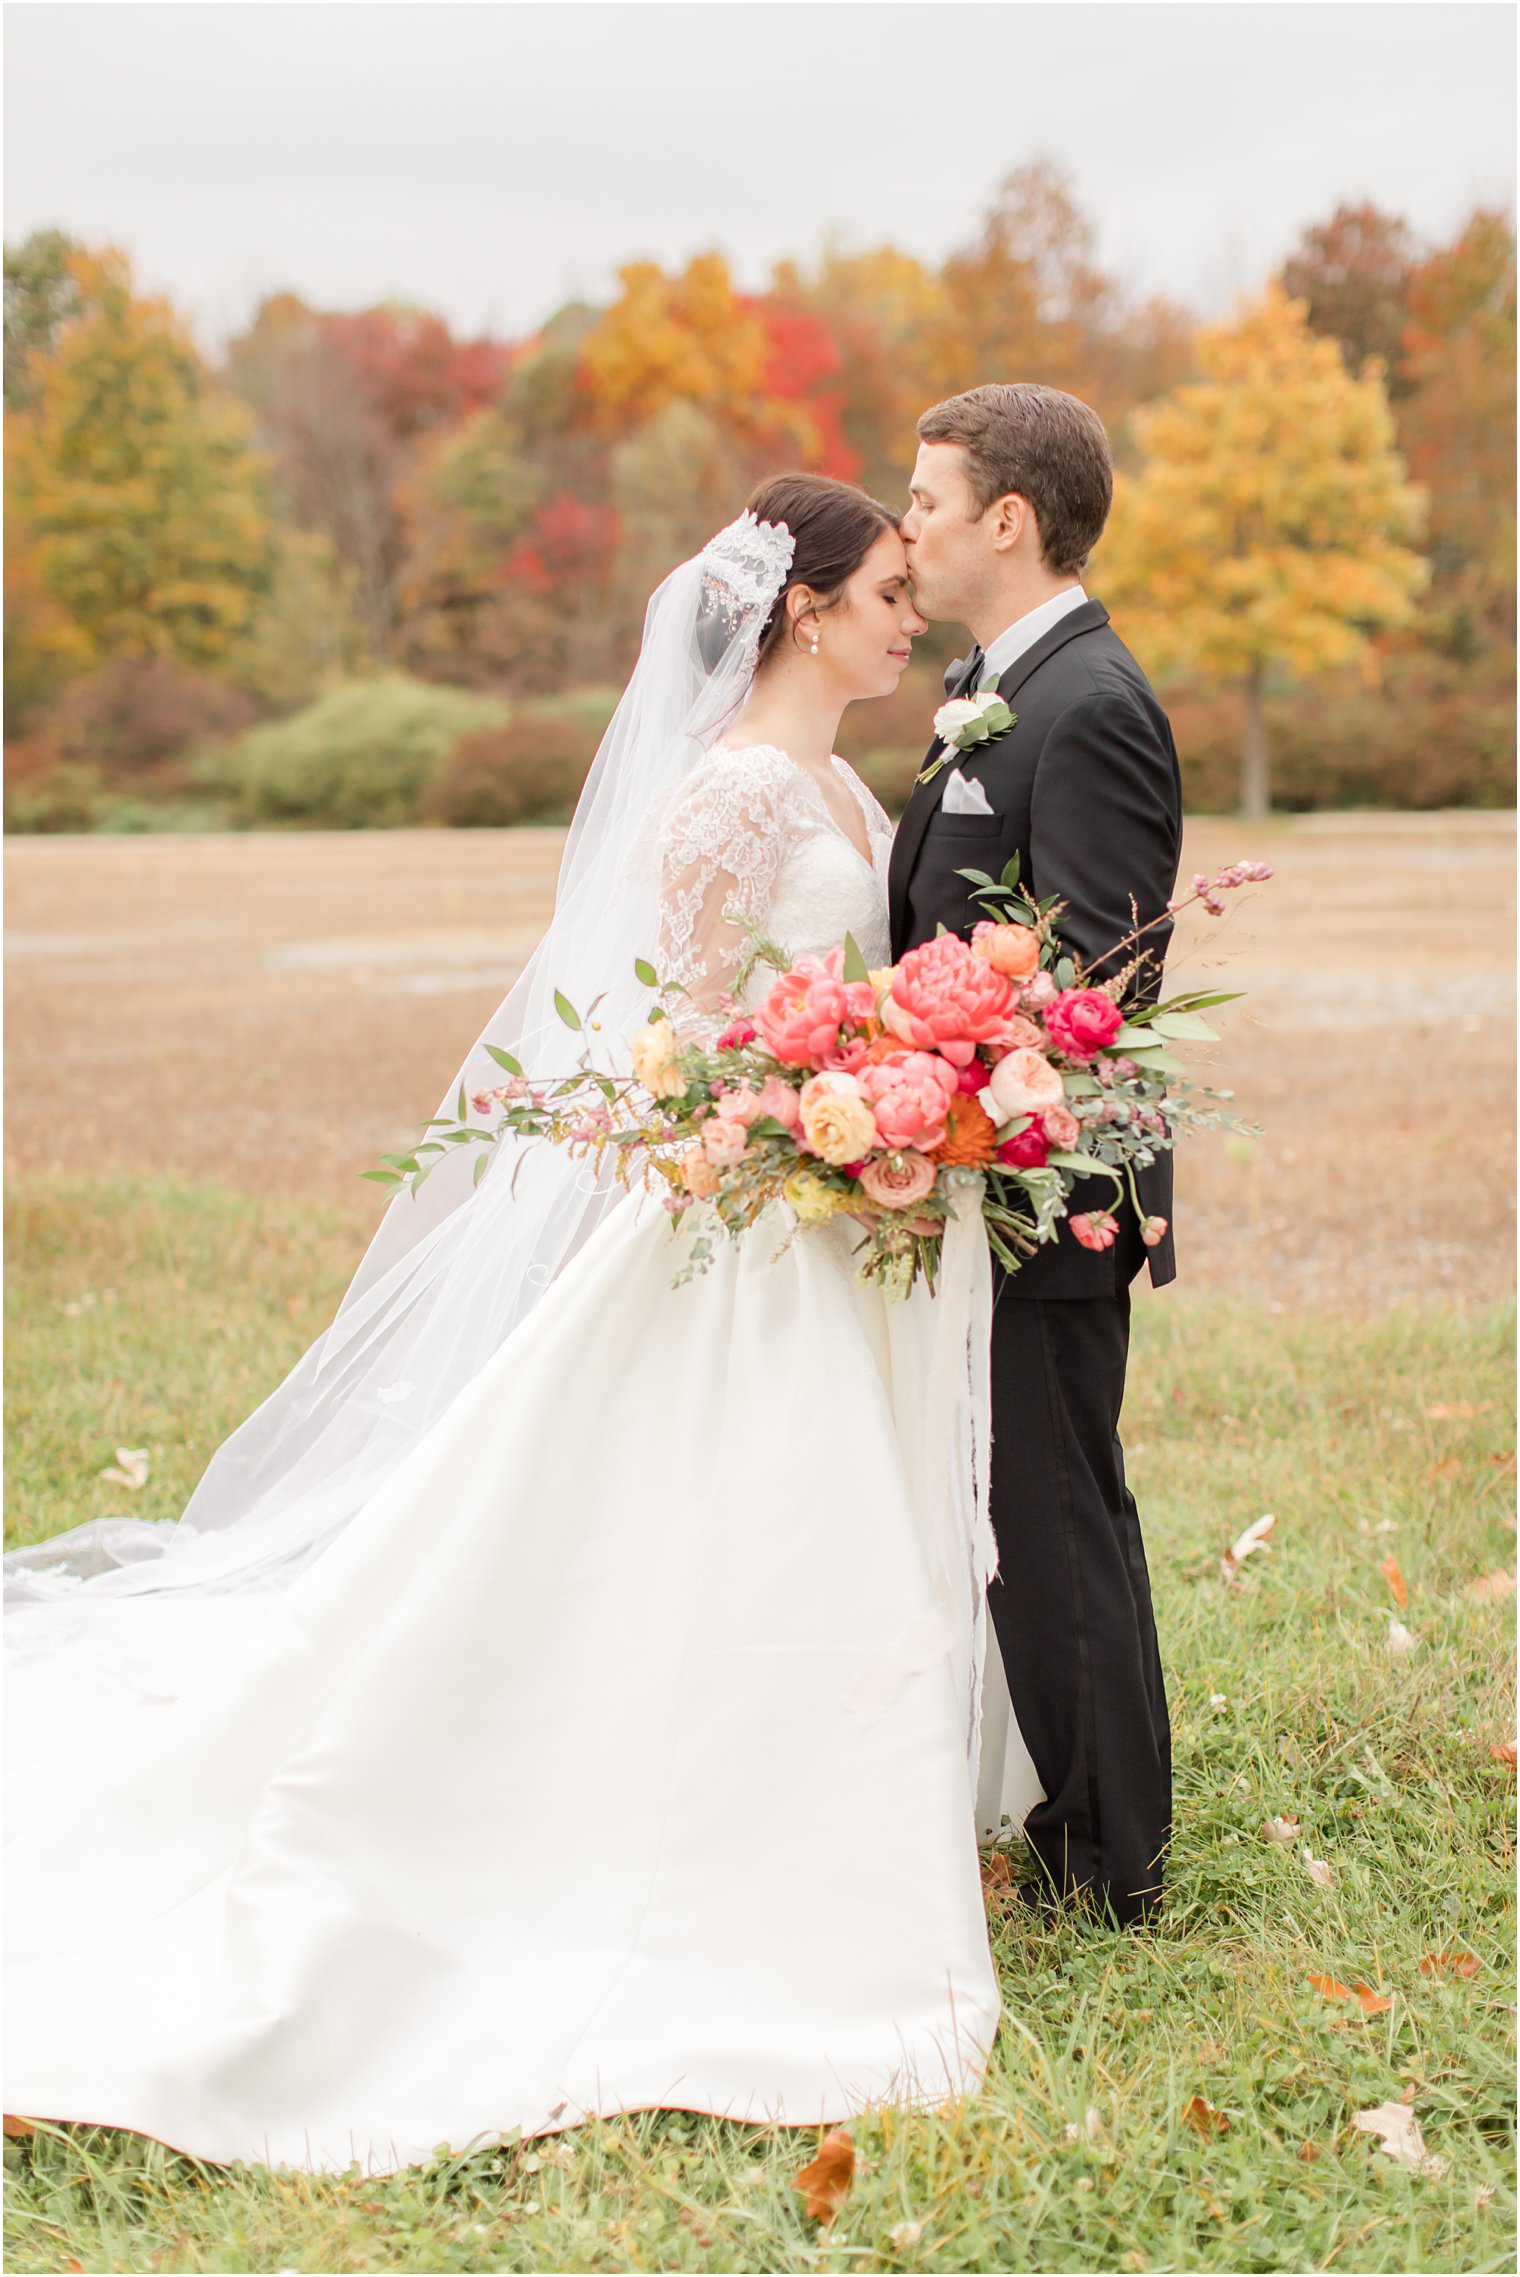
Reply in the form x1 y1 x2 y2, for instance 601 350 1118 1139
887 649 982 948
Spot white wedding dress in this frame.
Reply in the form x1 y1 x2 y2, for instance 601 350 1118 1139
5 743 1041 2175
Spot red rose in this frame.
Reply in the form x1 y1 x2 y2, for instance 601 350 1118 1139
996 1122 1051 1170
1043 987 1124 1064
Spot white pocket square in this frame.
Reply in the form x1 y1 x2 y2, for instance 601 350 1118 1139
941 770 994 816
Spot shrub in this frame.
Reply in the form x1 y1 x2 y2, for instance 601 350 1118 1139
204 675 510 828
46 657 260 779
419 688 619 827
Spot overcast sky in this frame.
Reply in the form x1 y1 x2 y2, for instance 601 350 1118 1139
5 0 1515 354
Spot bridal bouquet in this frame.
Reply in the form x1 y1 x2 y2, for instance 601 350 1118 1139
373 857 1271 1298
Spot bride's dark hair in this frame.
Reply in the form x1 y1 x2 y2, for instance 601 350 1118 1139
743 472 900 669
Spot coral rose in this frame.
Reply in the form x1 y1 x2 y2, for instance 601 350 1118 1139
1040 1102 1081 1152
858 1050 961 1152
1044 986 1124 1064
971 920 1041 981
881 935 1017 1068
1069 1212 1118 1252
798 1072 879 1166
932 1091 998 1168
680 1145 720 1198
984 1047 1065 1123
858 1149 938 1211
996 1122 1050 1170
632 1020 686 1099
757 949 877 1067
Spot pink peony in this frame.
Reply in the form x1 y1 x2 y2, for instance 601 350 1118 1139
757 949 878 1067
858 1149 938 1211
858 1050 961 1151
714 1016 758 1051
880 935 1018 1068
1044 987 1124 1064
971 919 1041 980
1069 1212 1118 1252
1040 1102 1081 1152
1140 1214 1169 1248
755 1074 802 1132
997 1123 1050 1170
985 1047 1066 1122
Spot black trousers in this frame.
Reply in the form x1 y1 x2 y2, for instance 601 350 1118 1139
985 1278 1172 1924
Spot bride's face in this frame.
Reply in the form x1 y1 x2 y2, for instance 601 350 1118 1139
806 529 928 701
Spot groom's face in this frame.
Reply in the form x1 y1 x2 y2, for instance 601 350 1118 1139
901 443 986 623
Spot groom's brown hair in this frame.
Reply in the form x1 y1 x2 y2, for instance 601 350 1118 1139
917 383 1112 575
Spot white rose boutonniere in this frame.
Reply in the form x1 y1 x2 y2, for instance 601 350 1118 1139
917 689 1016 786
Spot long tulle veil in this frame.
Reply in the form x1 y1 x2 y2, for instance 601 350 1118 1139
6 513 797 1721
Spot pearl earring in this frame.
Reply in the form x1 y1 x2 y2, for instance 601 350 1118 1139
810 633 820 655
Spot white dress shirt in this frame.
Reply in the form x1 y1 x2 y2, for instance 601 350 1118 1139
972 584 1088 689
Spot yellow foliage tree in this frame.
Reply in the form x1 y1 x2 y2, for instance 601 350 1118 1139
8 247 272 671
1096 281 1428 816
575 253 770 441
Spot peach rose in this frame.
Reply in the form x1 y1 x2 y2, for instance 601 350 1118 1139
1041 1102 1081 1152
798 1072 879 1166
680 1146 720 1198
702 1116 749 1168
987 1013 1048 1059
713 1082 764 1126
858 1150 938 1211
984 1047 1066 1123
971 920 1041 981
632 1020 686 1099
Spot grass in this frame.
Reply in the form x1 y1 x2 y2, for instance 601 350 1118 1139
4 1175 1515 2274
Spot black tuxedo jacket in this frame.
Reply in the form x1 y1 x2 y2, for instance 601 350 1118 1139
888 597 1183 1300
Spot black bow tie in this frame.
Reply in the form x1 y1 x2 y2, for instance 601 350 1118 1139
943 644 985 697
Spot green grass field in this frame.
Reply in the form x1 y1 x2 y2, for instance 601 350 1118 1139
4 1175 1515 2274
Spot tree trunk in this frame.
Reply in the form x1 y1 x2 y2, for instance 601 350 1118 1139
1240 667 1270 821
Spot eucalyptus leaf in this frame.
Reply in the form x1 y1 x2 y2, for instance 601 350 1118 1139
473 1153 490 1188
361 1169 403 1186
634 957 657 986
1149 1011 1220 1042
841 931 870 983
954 867 997 889
485 1045 523 1076
1047 1150 1120 1179
1054 958 1076 990
553 990 581 1030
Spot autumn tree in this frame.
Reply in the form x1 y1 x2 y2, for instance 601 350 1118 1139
1281 202 1419 396
4 228 86 411
1096 281 1428 817
1398 209 1516 645
8 247 272 672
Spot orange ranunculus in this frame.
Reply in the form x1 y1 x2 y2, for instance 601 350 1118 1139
865 1033 914 1063
931 1091 998 1168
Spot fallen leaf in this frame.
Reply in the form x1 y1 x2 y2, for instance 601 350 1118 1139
1465 1569 1516 1602
1297 2140 1321 2163
1423 1401 1493 1421
1308 1973 1356 2001
1222 1512 1276 1579
1379 1553 1408 1608
1354 1982 1394 2014
1263 1814 1300 1844
2 2114 35 2138
1302 1846 1335 1888
887 2221 925 2249
1492 1449 1517 1473
1353 2100 1448 2178
1420 1947 1481 1979
1488 1740 1517 1767
1182 2095 1229 2136
793 2127 855 2225
1425 1457 1462 1484
98 1446 150 1491
1387 1617 1418 1657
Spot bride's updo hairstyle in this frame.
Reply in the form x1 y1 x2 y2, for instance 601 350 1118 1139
743 472 899 670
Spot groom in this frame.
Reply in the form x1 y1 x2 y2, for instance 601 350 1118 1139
890 382 1182 1927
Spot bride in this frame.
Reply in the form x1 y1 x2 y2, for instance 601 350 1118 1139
5 472 1041 2175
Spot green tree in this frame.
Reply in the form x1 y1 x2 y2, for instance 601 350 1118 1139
1097 282 1428 819
4 227 85 410
9 247 272 668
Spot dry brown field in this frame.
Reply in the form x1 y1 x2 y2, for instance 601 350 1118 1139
5 812 1513 1312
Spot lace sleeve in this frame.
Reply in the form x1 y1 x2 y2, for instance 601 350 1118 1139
654 749 788 1036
